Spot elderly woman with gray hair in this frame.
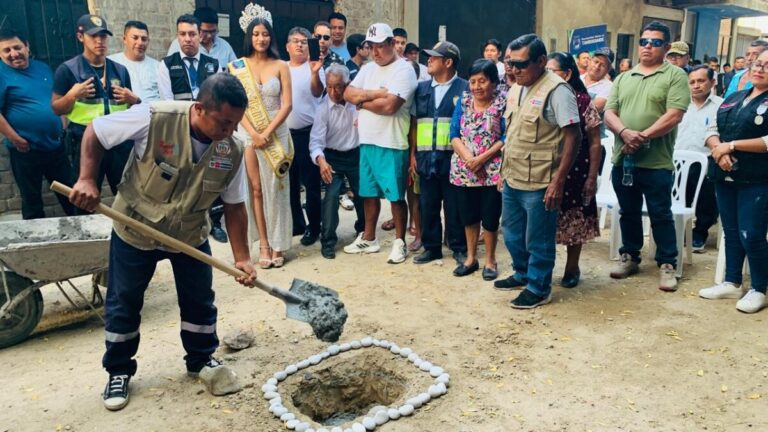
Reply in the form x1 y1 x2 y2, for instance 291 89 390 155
308 63 365 259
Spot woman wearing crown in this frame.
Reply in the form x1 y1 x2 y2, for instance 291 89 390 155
230 5 293 268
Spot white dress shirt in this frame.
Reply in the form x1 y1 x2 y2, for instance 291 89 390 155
167 36 236 69
309 96 359 164
157 51 201 101
677 94 723 155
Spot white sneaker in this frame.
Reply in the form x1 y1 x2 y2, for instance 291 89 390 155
387 238 408 264
699 282 744 300
339 194 354 211
658 264 678 292
736 289 767 314
343 233 380 254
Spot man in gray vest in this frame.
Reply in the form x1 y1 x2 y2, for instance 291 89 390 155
68 74 256 411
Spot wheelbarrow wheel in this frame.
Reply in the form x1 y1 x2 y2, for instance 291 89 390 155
0 272 44 349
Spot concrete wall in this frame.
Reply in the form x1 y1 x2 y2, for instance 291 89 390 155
539 0 684 60
335 0 405 36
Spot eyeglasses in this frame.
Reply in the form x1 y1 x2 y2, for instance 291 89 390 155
505 59 532 69
751 62 768 72
200 29 218 36
314 34 331 41
638 38 665 48
290 39 308 46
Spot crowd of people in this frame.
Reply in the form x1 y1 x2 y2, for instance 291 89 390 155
2 3 768 411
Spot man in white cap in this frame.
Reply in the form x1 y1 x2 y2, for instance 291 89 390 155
342 23 418 264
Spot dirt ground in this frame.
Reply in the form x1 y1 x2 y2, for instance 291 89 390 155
1 208 766 432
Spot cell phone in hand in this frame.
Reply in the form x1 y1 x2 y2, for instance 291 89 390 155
308 38 320 62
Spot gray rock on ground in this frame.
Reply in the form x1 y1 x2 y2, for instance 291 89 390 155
222 329 255 350
199 365 242 396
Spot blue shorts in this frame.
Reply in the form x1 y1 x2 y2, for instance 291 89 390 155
359 144 408 202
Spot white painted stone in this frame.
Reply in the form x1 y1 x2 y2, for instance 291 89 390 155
436 373 450 386
274 371 288 381
414 359 423 368
362 417 376 430
352 423 366 432
261 383 277 393
407 353 419 362
328 345 340 355
387 408 401 420
272 406 287 417
379 340 391 348
428 384 443 397
399 347 412 357
372 339 381 346
435 382 448 395
398 404 415 416
286 419 300 429
417 392 431 405
285 364 298 375
309 355 322 365
419 361 433 372
429 366 444 377
390 345 401 355
330 428 341 432
374 410 389 425
295 422 310 432
267 377 278 386
307 429 316 432
280 412 296 421
297 359 311 370
321 351 331 359
361 337 373 347
350 340 362 349
367 405 388 416
339 343 352 352
264 391 280 400
406 396 422 408
269 397 283 406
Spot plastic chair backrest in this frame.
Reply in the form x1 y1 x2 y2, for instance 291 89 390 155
596 131 615 193
671 150 708 210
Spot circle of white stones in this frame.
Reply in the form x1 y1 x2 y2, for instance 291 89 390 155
262 336 450 432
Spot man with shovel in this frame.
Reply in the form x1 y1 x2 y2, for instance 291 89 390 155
68 73 256 411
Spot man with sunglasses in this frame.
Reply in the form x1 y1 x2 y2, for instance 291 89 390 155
666 41 691 73
495 34 581 309
315 21 344 70
167 7 235 70
604 21 690 291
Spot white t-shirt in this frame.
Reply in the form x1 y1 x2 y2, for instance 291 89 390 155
351 58 418 150
108 53 161 102
92 104 246 204
581 74 613 103
286 61 326 130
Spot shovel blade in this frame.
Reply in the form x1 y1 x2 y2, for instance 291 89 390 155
286 279 347 343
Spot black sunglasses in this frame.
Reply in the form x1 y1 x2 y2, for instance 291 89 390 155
314 34 331 41
638 38 665 48
505 59 532 69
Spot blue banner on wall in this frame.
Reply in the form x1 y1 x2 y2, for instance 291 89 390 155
569 24 608 54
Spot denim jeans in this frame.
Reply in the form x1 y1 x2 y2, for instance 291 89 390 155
611 166 678 267
715 181 768 293
320 148 365 247
501 184 558 297
103 232 218 375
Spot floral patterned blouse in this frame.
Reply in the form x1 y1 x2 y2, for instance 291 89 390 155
448 90 507 187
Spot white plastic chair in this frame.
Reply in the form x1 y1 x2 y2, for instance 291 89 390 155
595 132 616 231
714 222 752 284
647 150 708 278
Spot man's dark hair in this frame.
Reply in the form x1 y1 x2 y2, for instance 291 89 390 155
508 34 547 61
690 64 715 80
735 56 745 61
347 33 365 57
692 59 702 66
405 42 419 54
484 38 502 54
578 50 590 57
314 21 331 32
244 18 280 59
194 6 219 25
548 52 587 94
0 29 27 44
468 59 500 85
177 14 200 30
124 20 148 34
723 62 731 67
288 27 311 39
328 12 347 26
393 28 408 39
198 73 248 111
641 20 671 42
749 39 768 50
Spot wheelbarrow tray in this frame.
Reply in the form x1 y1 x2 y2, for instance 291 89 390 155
0 215 112 281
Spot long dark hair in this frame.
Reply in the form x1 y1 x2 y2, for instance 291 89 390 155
547 52 587 94
243 18 280 59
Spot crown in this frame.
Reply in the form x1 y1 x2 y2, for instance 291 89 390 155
239 2 273 31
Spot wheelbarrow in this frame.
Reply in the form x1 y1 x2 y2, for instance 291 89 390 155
0 215 112 349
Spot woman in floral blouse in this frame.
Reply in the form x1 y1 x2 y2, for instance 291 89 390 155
449 59 506 280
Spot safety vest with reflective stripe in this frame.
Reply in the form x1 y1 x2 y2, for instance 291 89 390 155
411 77 467 178
61 55 131 127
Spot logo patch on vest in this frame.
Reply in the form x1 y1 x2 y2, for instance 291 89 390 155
158 140 176 157
215 142 231 156
529 98 544 106
210 156 233 170
205 62 216 73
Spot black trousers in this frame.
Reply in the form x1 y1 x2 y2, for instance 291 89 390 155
686 163 718 243
419 173 467 254
209 197 224 228
8 145 77 219
289 126 322 234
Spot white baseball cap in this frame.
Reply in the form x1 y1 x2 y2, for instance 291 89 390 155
365 23 394 44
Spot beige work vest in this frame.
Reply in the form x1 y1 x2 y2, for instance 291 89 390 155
502 71 567 191
112 101 244 250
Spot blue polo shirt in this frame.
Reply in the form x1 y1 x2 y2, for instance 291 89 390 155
0 59 62 151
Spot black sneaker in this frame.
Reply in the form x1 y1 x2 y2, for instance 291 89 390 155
300 229 319 246
210 226 228 243
510 289 552 309
321 244 336 259
413 249 443 264
187 357 222 378
494 274 526 290
103 374 131 411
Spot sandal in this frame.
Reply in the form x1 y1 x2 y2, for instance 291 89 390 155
381 219 395 231
271 252 285 268
259 246 273 269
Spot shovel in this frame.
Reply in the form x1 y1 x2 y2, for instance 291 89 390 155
51 182 347 341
